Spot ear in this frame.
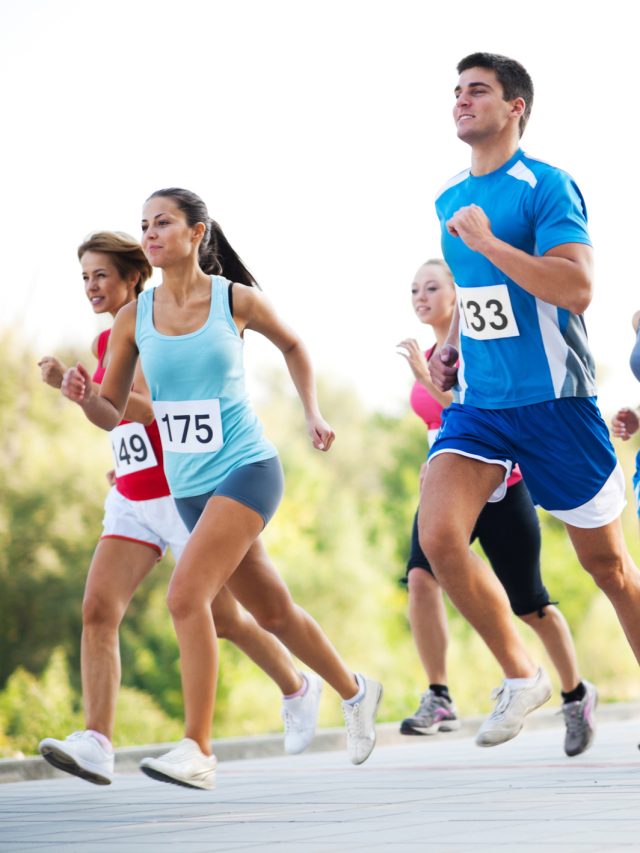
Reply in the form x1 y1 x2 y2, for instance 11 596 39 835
127 271 141 292
192 222 206 243
511 97 526 119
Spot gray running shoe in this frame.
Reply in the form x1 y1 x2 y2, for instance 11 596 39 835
562 680 598 757
400 690 461 736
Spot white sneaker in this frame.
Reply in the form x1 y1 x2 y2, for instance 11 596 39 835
39 730 114 785
476 667 552 747
140 738 216 790
282 672 323 755
342 674 383 765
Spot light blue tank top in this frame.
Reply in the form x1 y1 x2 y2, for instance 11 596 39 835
135 275 277 498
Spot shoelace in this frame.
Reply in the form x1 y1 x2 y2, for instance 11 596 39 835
559 701 584 734
416 691 443 720
282 709 302 732
488 684 512 719
343 702 361 738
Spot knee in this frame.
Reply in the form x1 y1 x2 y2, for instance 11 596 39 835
166 581 199 623
82 591 122 630
253 596 296 636
418 522 460 569
517 603 560 625
518 609 544 626
582 553 628 595
407 569 440 605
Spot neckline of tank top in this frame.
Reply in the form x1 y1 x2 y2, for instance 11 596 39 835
147 275 227 340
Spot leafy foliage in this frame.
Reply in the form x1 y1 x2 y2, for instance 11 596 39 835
2 331 640 753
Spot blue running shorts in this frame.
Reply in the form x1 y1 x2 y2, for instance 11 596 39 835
429 397 625 528
174 455 284 531
633 450 640 519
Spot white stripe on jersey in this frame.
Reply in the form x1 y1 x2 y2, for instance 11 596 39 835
506 160 537 188
435 168 470 200
457 349 467 403
535 298 568 397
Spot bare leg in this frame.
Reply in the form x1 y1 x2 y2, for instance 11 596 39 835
519 606 580 693
227 539 359 700
166 497 265 755
420 454 538 678
82 538 159 739
407 568 449 685
567 518 640 662
212 586 302 696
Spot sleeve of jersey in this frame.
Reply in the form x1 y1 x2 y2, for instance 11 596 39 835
531 169 592 256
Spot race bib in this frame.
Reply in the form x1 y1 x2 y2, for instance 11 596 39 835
153 399 223 454
110 422 158 477
456 284 520 341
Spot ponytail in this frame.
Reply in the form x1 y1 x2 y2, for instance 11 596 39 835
200 219 259 288
147 187 259 288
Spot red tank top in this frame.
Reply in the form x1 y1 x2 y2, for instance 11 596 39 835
93 329 170 501
410 345 522 488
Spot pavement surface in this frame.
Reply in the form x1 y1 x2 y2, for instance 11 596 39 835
1 707 640 852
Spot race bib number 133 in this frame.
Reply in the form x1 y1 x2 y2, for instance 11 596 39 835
153 399 223 454
456 283 520 341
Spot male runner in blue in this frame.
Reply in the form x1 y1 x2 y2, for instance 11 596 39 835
421 52 640 748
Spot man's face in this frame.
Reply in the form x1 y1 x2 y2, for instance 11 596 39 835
453 67 518 144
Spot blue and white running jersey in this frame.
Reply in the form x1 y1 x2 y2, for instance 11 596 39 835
436 148 596 409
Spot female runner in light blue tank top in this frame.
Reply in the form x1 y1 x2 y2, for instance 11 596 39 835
61 187 382 790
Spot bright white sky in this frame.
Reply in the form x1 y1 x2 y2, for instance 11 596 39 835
3 0 637 417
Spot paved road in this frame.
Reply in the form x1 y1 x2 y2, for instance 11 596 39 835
1 716 640 852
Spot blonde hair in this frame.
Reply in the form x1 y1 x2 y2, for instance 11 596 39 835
77 231 152 296
423 258 454 282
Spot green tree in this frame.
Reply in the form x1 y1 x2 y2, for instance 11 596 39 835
0 332 110 685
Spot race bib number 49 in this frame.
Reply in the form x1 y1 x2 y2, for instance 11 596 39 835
153 399 223 454
110 422 158 477
456 284 520 341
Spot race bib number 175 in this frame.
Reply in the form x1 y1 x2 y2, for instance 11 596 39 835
153 399 223 454
456 283 520 341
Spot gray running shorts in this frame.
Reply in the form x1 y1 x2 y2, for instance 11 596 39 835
174 456 284 531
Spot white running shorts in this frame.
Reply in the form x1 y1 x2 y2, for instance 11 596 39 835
101 487 189 561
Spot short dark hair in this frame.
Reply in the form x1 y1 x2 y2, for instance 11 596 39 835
457 52 533 136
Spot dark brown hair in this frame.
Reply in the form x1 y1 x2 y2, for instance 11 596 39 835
146 188 258 287
457 52 534 137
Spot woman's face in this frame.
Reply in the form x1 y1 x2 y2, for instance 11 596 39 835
81 251 136 316
411 263 456 327
141 196 201 268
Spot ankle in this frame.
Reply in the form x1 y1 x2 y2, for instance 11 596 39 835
86 729 113 752
284 673 308 700
561 681 586 704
